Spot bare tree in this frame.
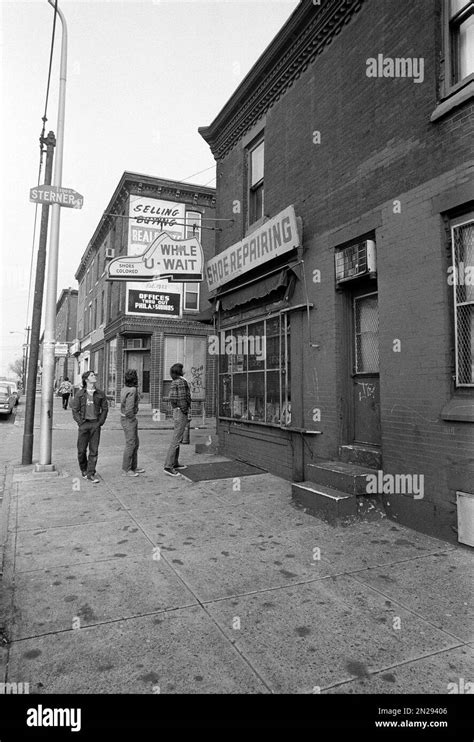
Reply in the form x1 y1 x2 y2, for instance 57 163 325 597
8 358 23 379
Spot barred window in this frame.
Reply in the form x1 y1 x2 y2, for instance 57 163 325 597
451 216 474 386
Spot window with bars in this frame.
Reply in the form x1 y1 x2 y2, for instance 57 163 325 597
451 216 474 386
218 314 291 425
248 139 264 227
354 294 379 374
444 0 474 90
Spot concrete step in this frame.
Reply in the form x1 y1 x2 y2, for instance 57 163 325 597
307 460 377 495
292 481 386 526
339 444 382 469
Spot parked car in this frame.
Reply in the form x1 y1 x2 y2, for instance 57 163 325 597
6 379 20 405
0 384 16 416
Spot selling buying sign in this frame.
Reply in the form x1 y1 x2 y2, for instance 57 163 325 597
107 195 203 317
128 196 185 252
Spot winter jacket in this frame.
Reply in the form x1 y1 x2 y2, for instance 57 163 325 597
71 387 108 426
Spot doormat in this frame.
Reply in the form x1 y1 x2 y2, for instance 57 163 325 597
181 460 267 482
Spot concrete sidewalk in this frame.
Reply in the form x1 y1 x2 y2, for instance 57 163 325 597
0 399 472 694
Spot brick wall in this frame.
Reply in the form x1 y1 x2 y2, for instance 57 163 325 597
209 0 474 541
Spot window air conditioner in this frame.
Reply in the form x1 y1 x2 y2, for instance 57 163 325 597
105 247 115 259
335 239 377 284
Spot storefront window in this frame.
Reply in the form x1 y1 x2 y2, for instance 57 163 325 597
164 335 207 398
106 338 117 396
218 314 291 425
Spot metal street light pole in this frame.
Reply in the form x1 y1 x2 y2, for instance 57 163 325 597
37 0 67 470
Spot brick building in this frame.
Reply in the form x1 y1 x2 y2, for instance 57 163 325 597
54 287 78 387
74 172 217 417
199 0 474 543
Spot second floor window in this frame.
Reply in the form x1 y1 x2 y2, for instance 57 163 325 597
184 282 200 310
248 138 264 226
186 211 202 241
449 0 474 85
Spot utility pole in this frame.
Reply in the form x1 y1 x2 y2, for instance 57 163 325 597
37 0 67 470
22 132 56 465
22 325 31 387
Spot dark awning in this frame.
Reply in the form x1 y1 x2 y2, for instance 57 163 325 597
218 267 295 311
192 306 215 324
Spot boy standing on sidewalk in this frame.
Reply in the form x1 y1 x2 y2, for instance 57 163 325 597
120 369 145 477
71 371 108 484
164 363 190 477
58 377 73 409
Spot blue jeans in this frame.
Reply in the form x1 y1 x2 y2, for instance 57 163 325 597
77 421 101 475
164 408 188 469
121 416 139 471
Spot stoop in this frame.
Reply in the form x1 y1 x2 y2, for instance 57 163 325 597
292 459 386 525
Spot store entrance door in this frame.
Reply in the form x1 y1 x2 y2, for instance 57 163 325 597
126 351 151 403
351 291 381 445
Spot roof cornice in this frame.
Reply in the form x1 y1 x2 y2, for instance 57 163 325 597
199 0 365 159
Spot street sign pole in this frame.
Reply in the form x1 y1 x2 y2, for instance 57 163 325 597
37 0 67 471
22 131 56 465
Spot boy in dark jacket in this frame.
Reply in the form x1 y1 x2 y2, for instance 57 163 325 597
71 371 108 483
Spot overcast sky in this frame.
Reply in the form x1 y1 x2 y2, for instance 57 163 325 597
0 0 299 375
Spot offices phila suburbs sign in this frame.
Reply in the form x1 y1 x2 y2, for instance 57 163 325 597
205 205 300 292
106 232 204 282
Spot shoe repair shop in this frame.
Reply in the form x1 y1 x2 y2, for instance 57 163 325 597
207 204 318 480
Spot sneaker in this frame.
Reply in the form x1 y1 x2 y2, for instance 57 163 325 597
87 475 100 483
81 471 88 479
164 467 179 477
174 464 187 470
133 468 146 474
122 470 139 477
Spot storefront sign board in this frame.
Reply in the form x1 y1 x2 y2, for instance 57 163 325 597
205 205 299 292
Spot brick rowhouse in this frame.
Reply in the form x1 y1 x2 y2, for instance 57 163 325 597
74 172 217 419
199 0 474 543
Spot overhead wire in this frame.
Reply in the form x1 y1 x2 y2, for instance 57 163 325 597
25 0 58 330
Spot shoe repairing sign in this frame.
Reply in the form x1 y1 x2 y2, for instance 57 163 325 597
106 232 204 282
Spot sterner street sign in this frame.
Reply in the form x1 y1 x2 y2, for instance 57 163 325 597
29 185 84 209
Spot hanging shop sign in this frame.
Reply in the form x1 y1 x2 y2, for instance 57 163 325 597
106 232 203 282
205 205 299 292
126 288 181 317
128 196 186 249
